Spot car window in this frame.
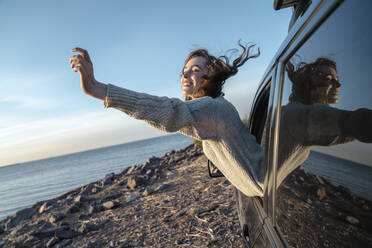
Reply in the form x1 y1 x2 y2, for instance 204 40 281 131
250 81 270 146
275 1 372 247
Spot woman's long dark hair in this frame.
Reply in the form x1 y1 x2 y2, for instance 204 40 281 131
184 41 260 100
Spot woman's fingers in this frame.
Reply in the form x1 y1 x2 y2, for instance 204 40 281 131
72 47 92 64
69 54 88 72
69 54 84 63
70 47 97 96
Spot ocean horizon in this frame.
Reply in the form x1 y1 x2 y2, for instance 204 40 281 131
0 134 193 220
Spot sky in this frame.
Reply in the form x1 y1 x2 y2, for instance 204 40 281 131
0 0 292 167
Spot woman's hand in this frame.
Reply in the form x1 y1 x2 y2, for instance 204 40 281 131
70 47 107 100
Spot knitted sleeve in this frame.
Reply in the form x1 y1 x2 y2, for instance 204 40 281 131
282 102 357 146
104 84 217 140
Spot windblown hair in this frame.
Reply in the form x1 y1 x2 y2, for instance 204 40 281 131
286 57 337 104
184 42 260 100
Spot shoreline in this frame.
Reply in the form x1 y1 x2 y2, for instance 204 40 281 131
0 144 371 247
0 134 192 221
0 144 245 247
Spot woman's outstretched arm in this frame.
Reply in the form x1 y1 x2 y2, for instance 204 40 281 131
70 48 217 140
70 47 107 100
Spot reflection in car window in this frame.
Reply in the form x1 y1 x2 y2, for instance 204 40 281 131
275 1 372 247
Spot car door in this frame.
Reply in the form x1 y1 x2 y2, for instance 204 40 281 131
271 0 372 247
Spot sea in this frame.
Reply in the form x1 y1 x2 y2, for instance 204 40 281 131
0 134 192 221
1 134 371 221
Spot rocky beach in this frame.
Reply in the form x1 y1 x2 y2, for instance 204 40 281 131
0 144 371 248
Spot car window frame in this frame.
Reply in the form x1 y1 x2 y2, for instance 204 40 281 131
269 0 343 227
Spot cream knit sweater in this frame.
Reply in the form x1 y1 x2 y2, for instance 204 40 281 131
104 84 264 197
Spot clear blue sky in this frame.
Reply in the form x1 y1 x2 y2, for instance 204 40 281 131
0 0 292 166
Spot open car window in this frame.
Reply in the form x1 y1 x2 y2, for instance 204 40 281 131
250 81 271 146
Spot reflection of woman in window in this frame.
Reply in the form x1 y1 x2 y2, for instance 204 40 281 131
278 58 372 185
287 58 340 105
69 44 266 197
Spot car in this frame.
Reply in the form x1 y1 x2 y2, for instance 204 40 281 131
231 0 372 247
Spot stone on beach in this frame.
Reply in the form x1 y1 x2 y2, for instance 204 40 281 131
166 171 174 177
155 183 171 192
317 187 327 200
55 229 80 239
65 203 80 214
127 175 147 190
88 205 104 214
38 201 54 214
102 201 120 210
5 207 37 230
55 239 73 247
104 192 122 201
346 216 359 225
31 225 80 240
78 222 102 233
74 195 87 203
142 188 153 197
31 226 65 239
46 237 59 247
126 166 137 175
49 213 64 223
103 173 116 185
127 194 140 202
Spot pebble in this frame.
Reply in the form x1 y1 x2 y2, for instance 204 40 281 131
74 195 86 203
127 175 146 190
39 202 52 214
104 192 122 201
80 183 95 196
128 194 140 202
102 201 120 210
316 175 325 185
49 213 64 223
88 205 103 214
55 239 72 248
166 171 174 177
103 173 115 185
46 237 58 248
31 226 65 239
126 166 137 175
317 187 326 200
5 207 37 230
346 216 359 225
78 223 100 233
31 241 45 248
142 188 153 197
56 228 80 239
66 203 80 214
155 183 171 192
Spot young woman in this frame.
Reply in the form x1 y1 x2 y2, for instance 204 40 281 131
69 44 264 197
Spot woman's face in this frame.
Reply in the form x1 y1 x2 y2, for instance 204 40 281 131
181 56 207 99
311 65 340 104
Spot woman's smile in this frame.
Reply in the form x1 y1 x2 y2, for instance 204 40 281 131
181 56 207 99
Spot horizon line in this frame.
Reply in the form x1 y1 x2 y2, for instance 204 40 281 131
0 133 190 169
